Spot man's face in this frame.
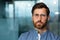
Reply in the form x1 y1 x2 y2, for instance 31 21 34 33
32 8 49 29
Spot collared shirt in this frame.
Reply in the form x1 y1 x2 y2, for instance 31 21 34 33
38 34 41 40
18 29 60 40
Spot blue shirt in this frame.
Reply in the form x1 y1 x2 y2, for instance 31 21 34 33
19 29 60 40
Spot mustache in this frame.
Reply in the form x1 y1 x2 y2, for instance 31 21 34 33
36 20 43 24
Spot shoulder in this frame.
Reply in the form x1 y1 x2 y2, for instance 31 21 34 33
18 30 32 40
48 31 60 40
18 32 29 40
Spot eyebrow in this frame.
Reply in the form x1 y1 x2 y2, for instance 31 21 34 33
34 13 46 15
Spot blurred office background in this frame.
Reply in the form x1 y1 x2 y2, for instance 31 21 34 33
0 0 60 40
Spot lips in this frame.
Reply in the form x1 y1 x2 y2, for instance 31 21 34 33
36 21 43 24
37 22 41 24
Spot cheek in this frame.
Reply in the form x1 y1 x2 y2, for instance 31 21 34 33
41 17 47 22
32 17 38 23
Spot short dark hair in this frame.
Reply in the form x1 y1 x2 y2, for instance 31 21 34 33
31 2 50 16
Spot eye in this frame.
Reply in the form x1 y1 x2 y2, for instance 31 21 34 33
40 14 46 17
34 14 39 16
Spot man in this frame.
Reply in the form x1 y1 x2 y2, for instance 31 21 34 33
18 2 60 40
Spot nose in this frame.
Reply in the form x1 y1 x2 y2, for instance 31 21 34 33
38 15 42 21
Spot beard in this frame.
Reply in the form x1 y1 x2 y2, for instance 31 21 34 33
33 20 48 29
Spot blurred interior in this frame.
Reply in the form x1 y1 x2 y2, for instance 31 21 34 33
0 0 60 40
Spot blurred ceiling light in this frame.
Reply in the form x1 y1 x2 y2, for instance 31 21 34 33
5 2 9 12
9 4 13 18
40 0 44 2
37 0 44 3
28 4 31 7
55 12 59 15
53 0 57 4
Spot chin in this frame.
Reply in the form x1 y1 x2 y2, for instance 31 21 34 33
36 26 42 29
37 27 43 29
36 25 44 29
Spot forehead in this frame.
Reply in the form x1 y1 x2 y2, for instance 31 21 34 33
33 8 47 14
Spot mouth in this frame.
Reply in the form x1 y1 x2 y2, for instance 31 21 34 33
36 21 43 24
37 22 41 24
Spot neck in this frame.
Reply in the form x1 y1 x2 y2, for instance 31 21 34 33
35 27 47 34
